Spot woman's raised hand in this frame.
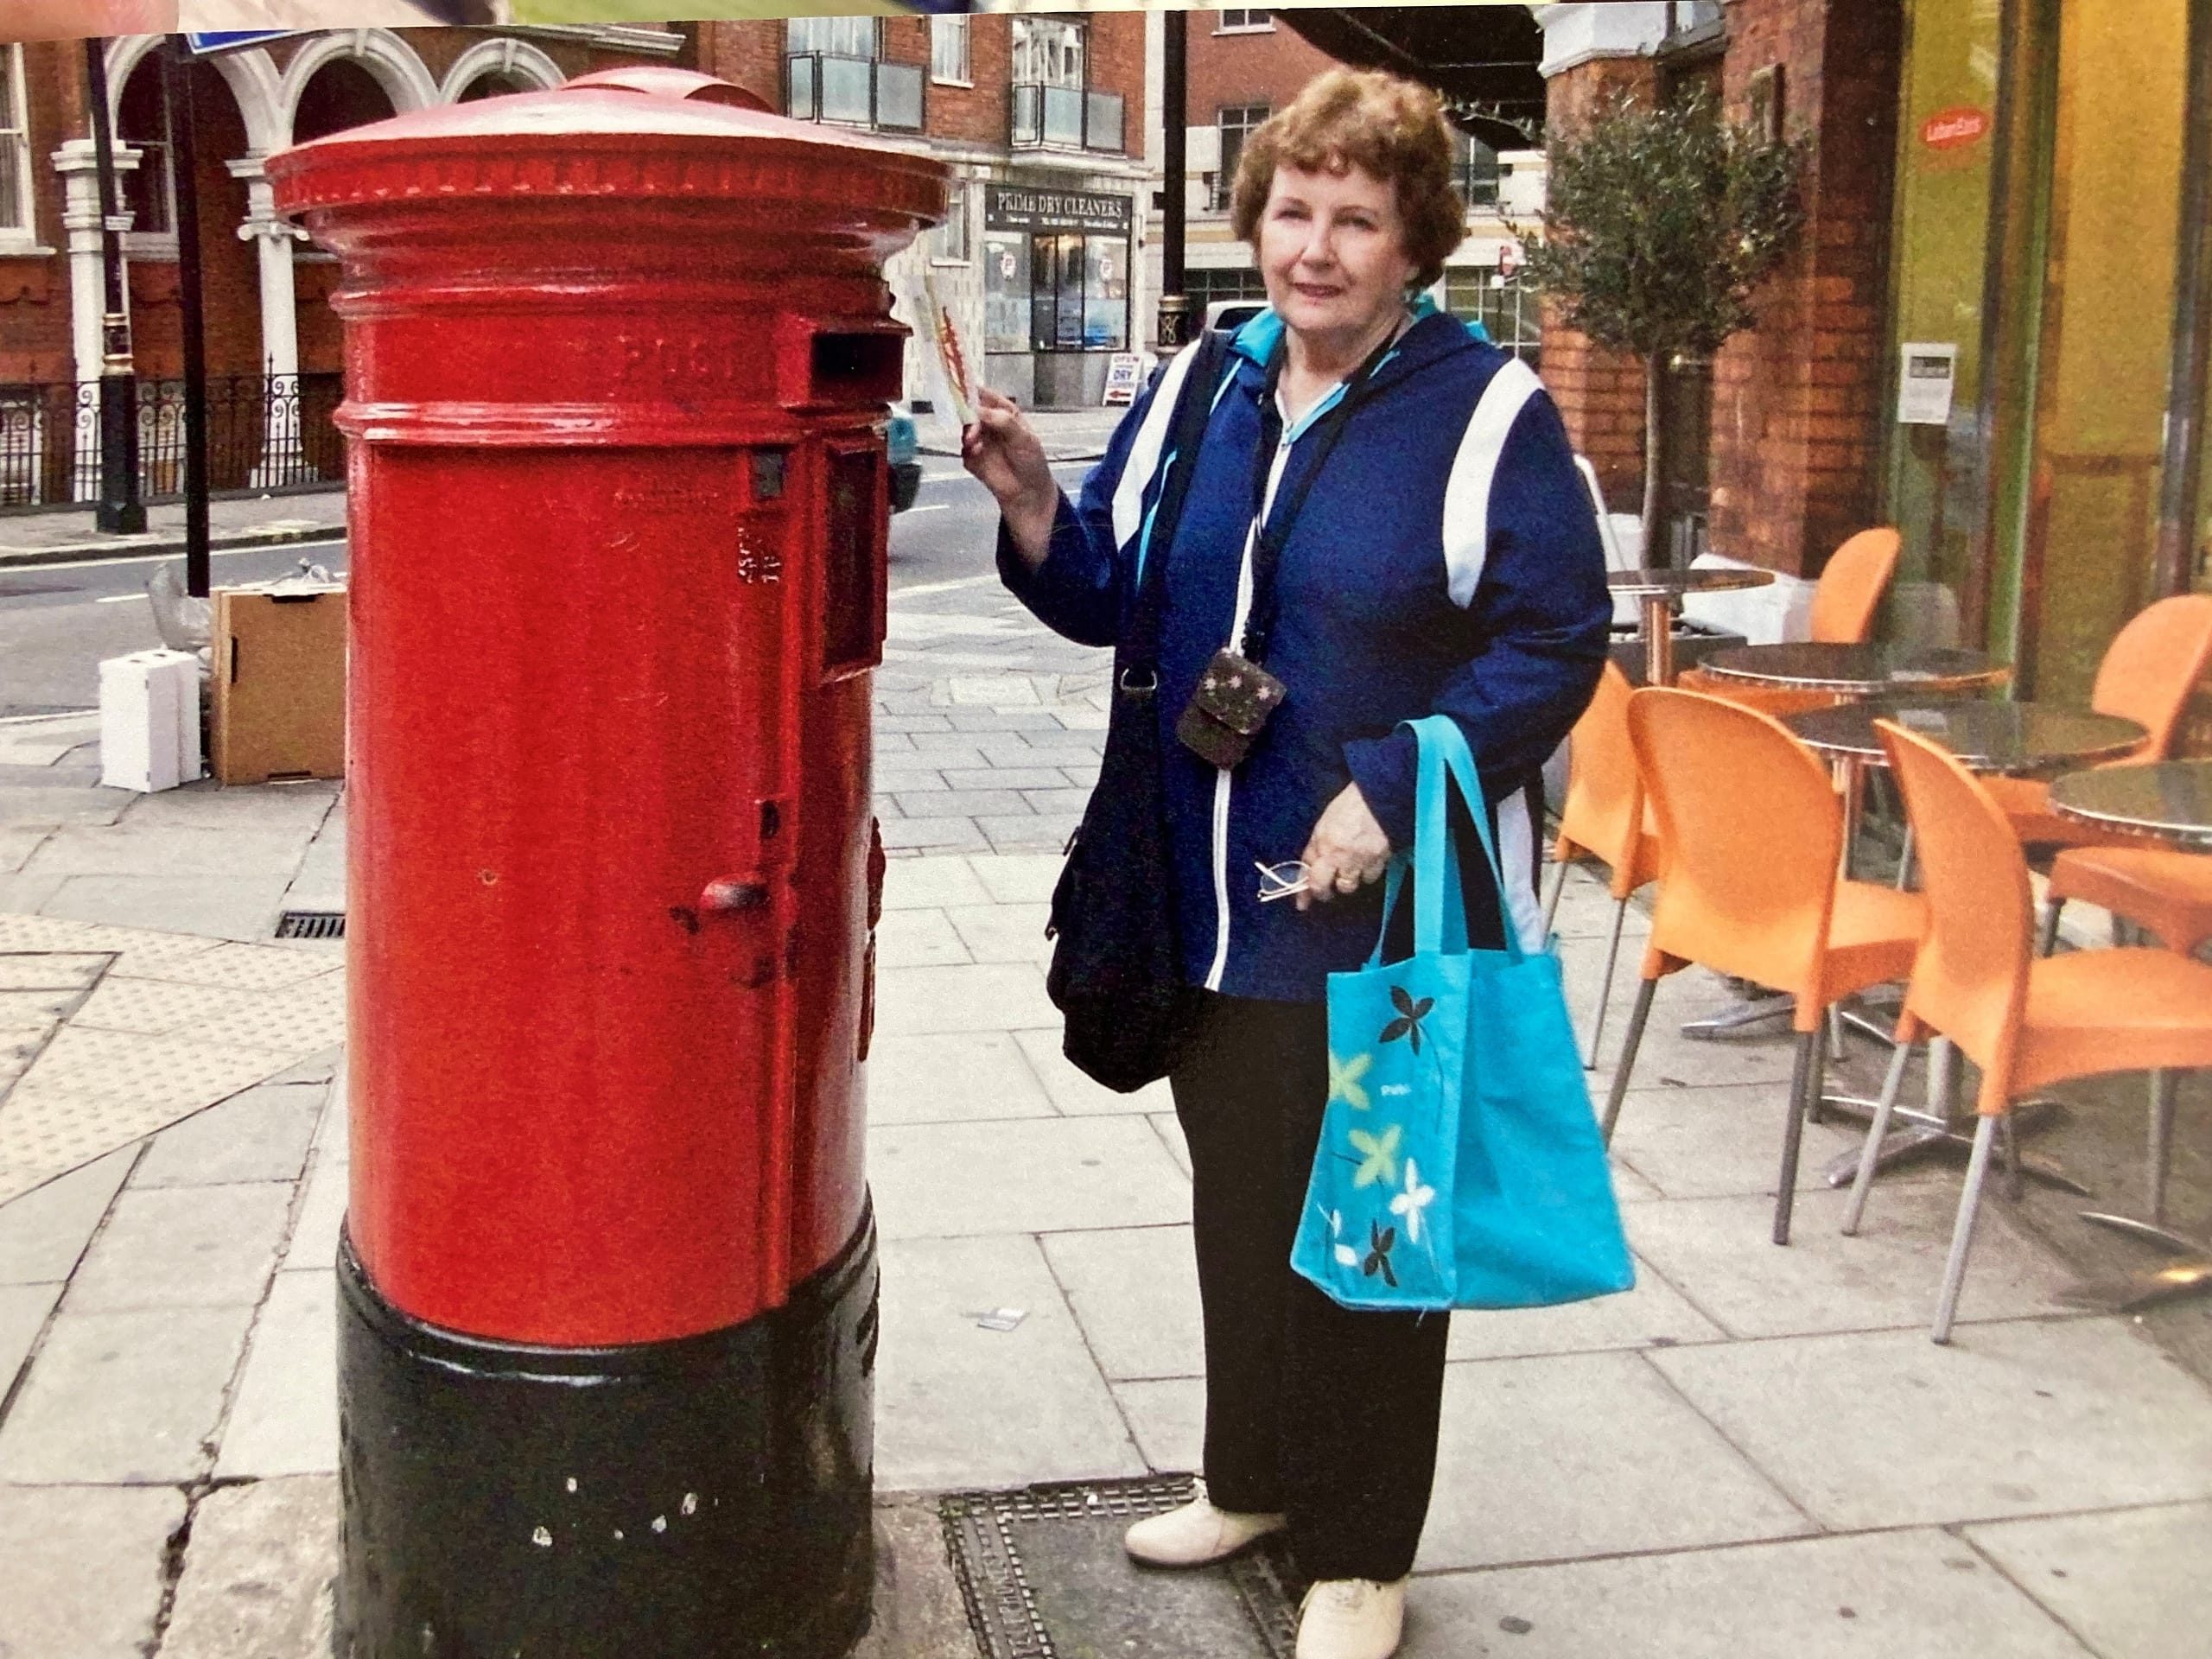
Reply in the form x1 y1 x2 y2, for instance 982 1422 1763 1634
962 388 1060 568
1295 783 1392 912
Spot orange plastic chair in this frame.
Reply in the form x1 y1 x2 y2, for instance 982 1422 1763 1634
1546 661 1663 1066
1601 689 1925 1243
2042 846 2212 960
1981 594 2212 850
1674 527 1902 716
1842 722 2212 1340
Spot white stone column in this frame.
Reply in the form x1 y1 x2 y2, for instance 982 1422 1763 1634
51 138 143 502
228 155 308 486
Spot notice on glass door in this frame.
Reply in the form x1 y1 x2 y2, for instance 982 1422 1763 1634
1897 342 1959 425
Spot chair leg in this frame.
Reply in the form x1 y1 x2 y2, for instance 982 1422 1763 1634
2037 899 2064 957
1772 1028 1822 1246
1599 978 1656 1146
1894 822 1916 892
1542 857 1568 932
1842 1038 1915 1236
1585 895 1630 1070
1932 1116 2002 1344
1999 1113 2026 1203
2150 1070 2177 1227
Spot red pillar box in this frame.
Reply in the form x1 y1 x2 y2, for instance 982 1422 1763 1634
266 67 943 1659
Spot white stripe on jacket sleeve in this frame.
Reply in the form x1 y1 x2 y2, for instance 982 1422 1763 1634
1109 338 1207 552
1440 357 1543 608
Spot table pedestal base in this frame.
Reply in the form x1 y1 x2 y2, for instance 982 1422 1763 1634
2061 1215 2212 1311
1816 1097 2090 1197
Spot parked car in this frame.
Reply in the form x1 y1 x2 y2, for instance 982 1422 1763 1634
1203 299 1267 335
888 402 921 513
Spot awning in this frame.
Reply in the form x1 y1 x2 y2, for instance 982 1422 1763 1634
1277 5 1548 149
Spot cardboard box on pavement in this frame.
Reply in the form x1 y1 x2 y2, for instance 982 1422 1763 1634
211 587 347 785
99 649 202 792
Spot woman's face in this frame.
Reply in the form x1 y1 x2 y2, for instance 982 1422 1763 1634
1255 162 1420 353
5 0 175 40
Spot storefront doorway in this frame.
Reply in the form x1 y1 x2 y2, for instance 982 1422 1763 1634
1886 0 2212 704
982 184 1131 409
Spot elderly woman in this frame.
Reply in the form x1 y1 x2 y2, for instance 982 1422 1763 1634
964 68 1607 1659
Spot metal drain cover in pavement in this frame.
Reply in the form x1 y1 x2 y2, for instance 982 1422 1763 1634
276 910 346 940
941 1476 1302 1659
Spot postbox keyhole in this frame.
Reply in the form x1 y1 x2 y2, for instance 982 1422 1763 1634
760 799 781 841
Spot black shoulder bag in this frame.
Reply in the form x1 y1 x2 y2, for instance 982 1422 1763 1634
1044 329 1233 1092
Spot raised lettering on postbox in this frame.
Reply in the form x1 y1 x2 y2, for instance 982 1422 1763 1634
615 331 747 389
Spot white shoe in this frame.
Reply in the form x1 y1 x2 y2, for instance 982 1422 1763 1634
1295 1577 1408 1659
1122 1480 1286 1567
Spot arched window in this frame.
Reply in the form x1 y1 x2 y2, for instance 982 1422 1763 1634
117 54 174 238
294 59 397 146
456 72 531 104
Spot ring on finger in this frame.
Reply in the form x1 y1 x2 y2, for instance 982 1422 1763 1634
1334 872 1360 892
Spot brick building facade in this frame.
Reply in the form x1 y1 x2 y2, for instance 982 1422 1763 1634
1534 2 1907 625
1161 10 1546 363
0 12 1147 512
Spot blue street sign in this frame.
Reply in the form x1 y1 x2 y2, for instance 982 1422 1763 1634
184 33 300 57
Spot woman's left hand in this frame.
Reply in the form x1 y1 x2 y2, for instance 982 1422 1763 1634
1295 784 1391 912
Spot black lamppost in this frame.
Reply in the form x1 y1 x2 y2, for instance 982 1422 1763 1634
83 38 143 535
1157 9 1187 352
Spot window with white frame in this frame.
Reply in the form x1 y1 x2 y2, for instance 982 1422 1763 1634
0 47 32 242
1215 104 1268 210
1216 10 1273 32
786 16 878 60
930 15 970 86
935 179 970 263
1012 18 1085 89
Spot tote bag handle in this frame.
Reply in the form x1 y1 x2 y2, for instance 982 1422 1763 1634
1365 716 1525 967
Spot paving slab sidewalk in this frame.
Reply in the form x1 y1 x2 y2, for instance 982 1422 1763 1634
3 570 2210 1658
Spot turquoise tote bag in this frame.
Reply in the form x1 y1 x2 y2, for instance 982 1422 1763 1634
1291 716 1637 1312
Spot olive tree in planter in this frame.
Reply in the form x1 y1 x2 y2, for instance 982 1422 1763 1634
1518 90 1806 564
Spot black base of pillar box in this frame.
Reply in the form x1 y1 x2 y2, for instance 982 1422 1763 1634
334 1207 880 1659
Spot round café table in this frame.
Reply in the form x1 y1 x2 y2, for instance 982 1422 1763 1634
1607 567 1775 686
1698 640 2011 697
2047 756 2212 1312
1780 699 2147 1198
2050 759 2212 850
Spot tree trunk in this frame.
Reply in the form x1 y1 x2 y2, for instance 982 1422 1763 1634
1642 349 1669 570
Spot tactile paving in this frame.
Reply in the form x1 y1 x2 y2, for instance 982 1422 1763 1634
136 940 344 993
70 977 264 1039
0 953 110 992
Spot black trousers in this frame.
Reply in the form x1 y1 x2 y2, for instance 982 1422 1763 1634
1168 990 1451 1582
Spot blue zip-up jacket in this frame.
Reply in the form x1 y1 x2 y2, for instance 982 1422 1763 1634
1000 308 1610 1001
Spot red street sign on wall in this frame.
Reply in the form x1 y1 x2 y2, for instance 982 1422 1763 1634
1920 107 1991 151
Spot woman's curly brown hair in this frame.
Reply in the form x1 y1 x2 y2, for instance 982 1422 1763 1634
1229 68 1466 290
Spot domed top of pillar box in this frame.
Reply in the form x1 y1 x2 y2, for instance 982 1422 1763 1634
264 68 948 427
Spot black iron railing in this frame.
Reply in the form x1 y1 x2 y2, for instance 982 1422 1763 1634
1011 83 1125 154
0 372 345 512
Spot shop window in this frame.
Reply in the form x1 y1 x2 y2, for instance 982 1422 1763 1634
1216 105 1268 211
983 234 1031 353
931 16 971 86
0 47 31 243
935 180 970 264
1217 10 1273 31
1029 232 1127 353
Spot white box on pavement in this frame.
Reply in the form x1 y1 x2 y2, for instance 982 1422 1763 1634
99 649 201 792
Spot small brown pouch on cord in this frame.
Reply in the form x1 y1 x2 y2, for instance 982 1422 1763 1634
1175 647 1287 769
